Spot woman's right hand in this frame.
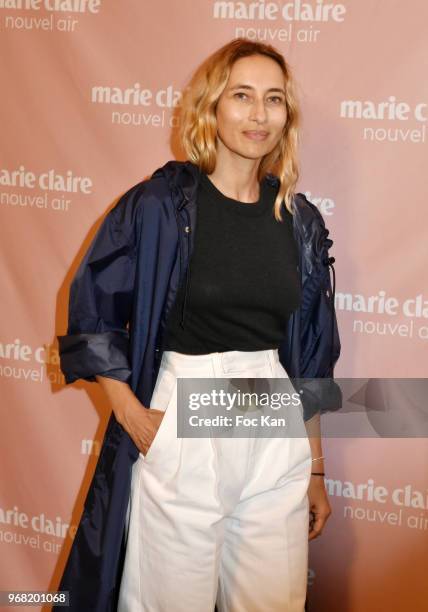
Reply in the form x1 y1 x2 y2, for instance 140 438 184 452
95 375 165 456
117 401 165 457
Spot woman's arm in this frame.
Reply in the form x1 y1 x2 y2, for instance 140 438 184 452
305 411 324 470
94 375 164 456
94 375 139 424
301 201 340 538
58 183 169 455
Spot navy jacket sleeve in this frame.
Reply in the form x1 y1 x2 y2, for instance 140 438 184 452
300 203 342 420
310 205 341 377
57 189 140 385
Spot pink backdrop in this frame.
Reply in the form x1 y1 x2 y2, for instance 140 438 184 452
1 1 427 610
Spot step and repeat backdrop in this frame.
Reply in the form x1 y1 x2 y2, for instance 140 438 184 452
1 1 427 610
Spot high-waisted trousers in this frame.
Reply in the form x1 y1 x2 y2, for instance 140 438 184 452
117 348 312 612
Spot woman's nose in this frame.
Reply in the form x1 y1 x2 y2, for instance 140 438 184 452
249 98 267 122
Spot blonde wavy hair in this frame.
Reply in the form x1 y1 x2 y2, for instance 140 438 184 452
179 37 301 221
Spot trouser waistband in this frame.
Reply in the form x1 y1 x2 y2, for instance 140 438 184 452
161 348 280 376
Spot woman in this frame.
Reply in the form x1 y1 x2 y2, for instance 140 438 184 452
55 38 340 612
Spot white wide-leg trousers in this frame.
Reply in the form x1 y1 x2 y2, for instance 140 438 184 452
117 348 312 612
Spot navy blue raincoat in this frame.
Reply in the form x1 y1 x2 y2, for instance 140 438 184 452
54 160 341 611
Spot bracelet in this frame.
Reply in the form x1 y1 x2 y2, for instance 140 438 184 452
311 455 325 462
311 472 325 476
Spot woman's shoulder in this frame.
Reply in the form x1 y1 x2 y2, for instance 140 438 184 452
293 192 332 235
293 192 334 260
120 160 194 203
121 163 178 204
262 176 327 229
293 192 323 220
109 160 186 224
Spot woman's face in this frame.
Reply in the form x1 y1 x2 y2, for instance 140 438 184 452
215 54 288 162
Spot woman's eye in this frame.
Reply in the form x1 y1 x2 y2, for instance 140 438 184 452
234 93 284 104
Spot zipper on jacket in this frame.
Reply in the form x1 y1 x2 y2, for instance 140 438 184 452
180 202 191 329
154 192 191 364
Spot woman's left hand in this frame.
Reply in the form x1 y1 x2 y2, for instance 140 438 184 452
307 475 332 540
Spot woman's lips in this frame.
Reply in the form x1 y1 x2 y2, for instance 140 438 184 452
242 131 269 141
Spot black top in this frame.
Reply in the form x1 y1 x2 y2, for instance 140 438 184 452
161 172 301 354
